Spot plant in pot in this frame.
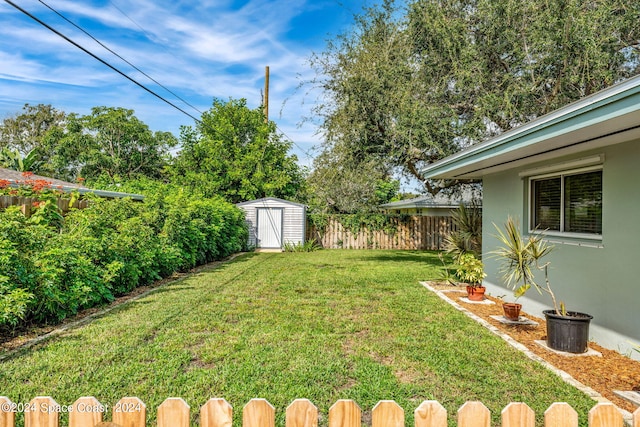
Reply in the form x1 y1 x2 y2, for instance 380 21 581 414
501 290 526 322
492 217 593 353
455 253 487 301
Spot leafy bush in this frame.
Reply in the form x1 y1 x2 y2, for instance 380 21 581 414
283 239 321 252
0 181 248 329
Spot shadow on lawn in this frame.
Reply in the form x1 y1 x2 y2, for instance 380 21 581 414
361 250 444 265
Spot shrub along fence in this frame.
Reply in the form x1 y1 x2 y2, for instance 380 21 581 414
0 187 248 330
0 396 634 427
307 215 456 250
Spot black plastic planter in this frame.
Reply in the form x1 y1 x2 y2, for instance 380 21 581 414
543 310 593 353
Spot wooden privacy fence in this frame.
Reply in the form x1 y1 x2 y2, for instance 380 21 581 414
307 216 456 250
1 396 637 427
0 195 88 216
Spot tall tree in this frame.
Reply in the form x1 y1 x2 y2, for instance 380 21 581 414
171 98 305 204
51 107 177 182
0 104 66 175
307 141 400 213
308 0 640 194
0 104 66 154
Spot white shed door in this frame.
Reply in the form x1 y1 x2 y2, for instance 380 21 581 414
257 208 283 248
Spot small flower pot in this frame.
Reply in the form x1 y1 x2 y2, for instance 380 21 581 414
502 302 522 321
466 285 486 301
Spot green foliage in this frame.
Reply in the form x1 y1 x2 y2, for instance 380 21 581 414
491 217 563 313
47 106 177 183
306 150 400 213
0 148 44 173
308 0 640 193
171 98 306 204
308 213 403 236
444 202 483 260
0 180 248 329
454 253 486 287
0 104 66 176
283 239 320 252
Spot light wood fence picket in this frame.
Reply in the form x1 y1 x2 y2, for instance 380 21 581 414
0 396 637 427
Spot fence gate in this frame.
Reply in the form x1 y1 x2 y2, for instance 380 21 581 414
256 208 283 248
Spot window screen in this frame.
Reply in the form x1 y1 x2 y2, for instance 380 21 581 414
530 169 602 235
564 171 602 234
533 178 561 230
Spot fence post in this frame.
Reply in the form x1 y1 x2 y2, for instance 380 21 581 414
286 399 317 427
544 403 577 427
157 397 189 427
243 399 275 427
200 398 232 427
0 396 15 427
633 407 640 427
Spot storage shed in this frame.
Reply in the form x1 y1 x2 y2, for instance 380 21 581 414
236 197 306 250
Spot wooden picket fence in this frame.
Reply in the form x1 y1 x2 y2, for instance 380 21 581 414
307 216 456 250
0 396 637 427
0 195 88 216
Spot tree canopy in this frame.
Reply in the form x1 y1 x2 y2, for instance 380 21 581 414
0 105 177 183
0 104 66 175
170 98 306 204
308 0 640 194
50 107 178 183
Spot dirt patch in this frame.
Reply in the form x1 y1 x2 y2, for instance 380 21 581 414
425 281 640 414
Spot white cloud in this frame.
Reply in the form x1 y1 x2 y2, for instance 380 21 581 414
0 0 364 166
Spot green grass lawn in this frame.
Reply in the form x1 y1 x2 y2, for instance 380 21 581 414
0 250 595 426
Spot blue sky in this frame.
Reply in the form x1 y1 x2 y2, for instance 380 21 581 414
0 0 379 167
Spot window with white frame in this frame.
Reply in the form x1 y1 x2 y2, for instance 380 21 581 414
529 167 602 236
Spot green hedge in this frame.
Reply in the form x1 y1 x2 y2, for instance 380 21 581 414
0 185 248 329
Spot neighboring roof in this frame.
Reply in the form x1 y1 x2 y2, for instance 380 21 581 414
0 168 144 201
0 167 84 189
236 197 307 209
380 194 480 210
422 75 640 179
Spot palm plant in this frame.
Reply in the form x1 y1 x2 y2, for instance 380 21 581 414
492 217 563 315
444 200 482 261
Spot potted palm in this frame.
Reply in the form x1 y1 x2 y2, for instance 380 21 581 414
455 253 487 301
492 217 593 353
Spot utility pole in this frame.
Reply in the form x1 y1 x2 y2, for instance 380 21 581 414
264 65 269 123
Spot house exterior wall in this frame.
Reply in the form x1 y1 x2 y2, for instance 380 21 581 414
237 198 306 249
482 140 640 358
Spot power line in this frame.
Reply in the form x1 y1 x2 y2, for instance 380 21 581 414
3 0 203 124
106 0 200 90
274 123 317 162
5 0 311 163
36 0 204 117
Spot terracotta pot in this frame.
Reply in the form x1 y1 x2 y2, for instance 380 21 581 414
502 302 522 321
466 285 486 301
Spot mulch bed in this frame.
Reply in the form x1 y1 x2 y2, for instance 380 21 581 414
426 281 640 414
